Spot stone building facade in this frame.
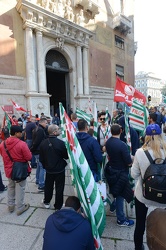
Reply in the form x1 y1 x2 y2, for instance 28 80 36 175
0 0 135 118
135 71 163 106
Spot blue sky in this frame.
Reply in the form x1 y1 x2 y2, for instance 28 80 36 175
134 0 166 79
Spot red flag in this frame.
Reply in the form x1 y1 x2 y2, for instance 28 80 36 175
114 78 146 106
1 106 17 126
11 100 27 112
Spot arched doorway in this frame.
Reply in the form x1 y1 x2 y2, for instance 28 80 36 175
45 50 70 117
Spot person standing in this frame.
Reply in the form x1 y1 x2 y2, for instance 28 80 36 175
105 124 134 227
71 113 78 130
76 119 102 182
97 111 111 153
131 124 166 250
24 116 37 168
30 118 48 191
43 196 95 250
52 112 60 126
111 109 120 125
39 124 68 210
118 116 140 156
0 125 32 215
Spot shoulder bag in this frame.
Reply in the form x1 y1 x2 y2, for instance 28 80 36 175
4 141 29 182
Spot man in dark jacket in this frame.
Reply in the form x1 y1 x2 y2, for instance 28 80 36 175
39 124 68 210
105 124 134 227
76 119 102 182
30 118 48 191
24 116 37 168
43 196 95 250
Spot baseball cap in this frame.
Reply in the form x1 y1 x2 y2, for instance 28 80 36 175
146 124 161 136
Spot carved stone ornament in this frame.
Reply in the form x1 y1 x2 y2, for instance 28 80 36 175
55 37 65 50
64 0 75 22
37 102 44 109
16 0 94 47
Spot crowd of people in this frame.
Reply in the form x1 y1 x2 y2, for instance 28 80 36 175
0 105 166 250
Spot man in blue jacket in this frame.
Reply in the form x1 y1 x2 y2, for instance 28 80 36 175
105 124 134 227
76 119 102 182
43 196 95 250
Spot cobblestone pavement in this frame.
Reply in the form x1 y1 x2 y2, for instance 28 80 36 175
0 157 149 250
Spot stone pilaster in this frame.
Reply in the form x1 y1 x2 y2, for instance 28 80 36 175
36 30 47 93
76 45 83 95
25 27 37 93
83 47 89 95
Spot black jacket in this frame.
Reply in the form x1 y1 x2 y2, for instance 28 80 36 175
30 125 47 155
39 135 68 174
105 164 133 203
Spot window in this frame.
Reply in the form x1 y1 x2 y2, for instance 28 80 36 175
116 65 124 80
115 35 124 49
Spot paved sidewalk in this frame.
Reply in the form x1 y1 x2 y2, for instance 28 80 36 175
0 157 149 250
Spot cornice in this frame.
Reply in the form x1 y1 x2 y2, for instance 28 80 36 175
16 0 94 47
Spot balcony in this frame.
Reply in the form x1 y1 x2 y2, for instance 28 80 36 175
113 13 132 35
73 0 99 18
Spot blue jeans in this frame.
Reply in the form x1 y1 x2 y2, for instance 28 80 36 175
35 155 45 188
110 196 126 221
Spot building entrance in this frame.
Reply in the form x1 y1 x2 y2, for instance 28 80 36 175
45 49 69 117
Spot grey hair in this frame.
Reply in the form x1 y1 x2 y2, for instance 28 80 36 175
48 124 59 135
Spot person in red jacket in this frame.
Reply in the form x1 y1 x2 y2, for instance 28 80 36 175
0 125 32 215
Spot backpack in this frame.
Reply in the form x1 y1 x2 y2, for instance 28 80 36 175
143 150 166 204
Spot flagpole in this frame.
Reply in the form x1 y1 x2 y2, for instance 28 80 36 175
111 101 115 120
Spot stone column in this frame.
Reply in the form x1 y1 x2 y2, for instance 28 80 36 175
36 30 47 93
83 47 89 95
25 27 37 92
76 45 83 95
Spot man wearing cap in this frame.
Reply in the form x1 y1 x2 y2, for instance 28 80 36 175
0 125 32 215
131 123 166 250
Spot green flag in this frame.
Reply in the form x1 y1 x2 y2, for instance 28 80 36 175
59 103 106 250
76 107 93 125
129 99 148 136
93 102 98 140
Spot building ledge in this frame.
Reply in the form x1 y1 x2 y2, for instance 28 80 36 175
113 13 132 35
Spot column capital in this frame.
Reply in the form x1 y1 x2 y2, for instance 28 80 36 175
35 29 43 35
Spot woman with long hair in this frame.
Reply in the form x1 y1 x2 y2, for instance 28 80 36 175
131 124 166 250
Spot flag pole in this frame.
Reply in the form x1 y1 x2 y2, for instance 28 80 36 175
111 101 115 120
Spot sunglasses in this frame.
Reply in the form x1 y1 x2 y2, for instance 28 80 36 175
100 118 105 121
